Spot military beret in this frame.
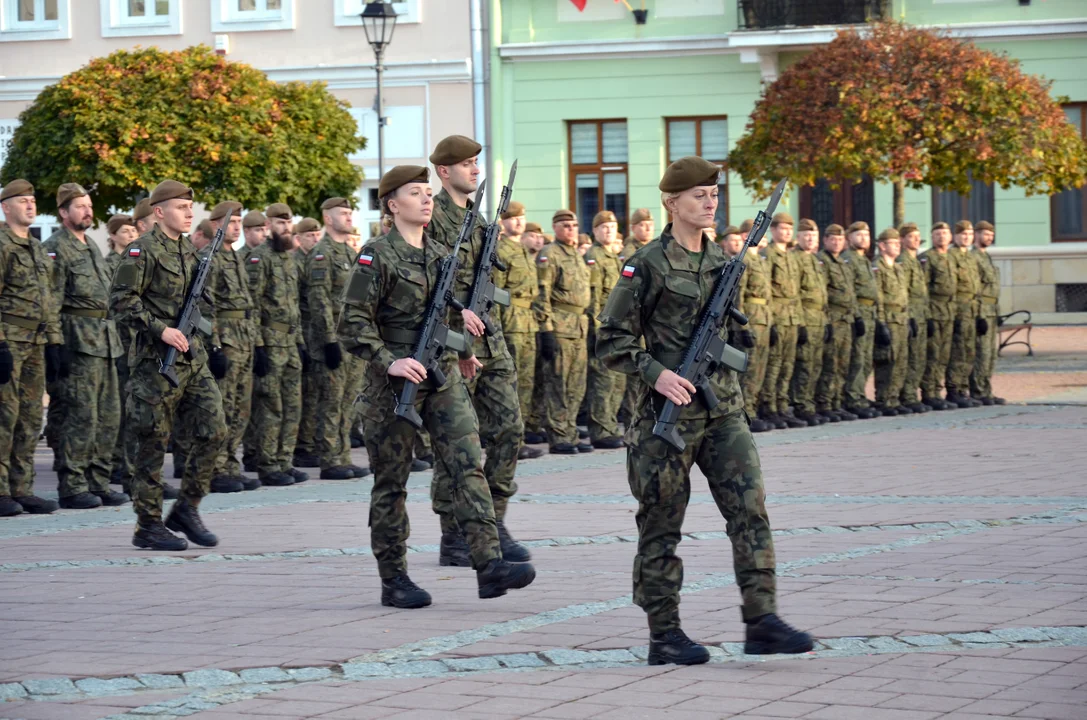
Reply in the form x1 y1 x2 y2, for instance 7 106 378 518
721 225 741 237
0 179 34 201
877 227 900 242
149 179 194 206
770 212 794 227
107 214 134 235
56 182 88 208
132 198 153 223
501 200 525 220
592 211 617 228
898 222 919 236
243 211 267 229
797 218 818 232
825 223 845 237
294 217 321 234
931 221 950 232
954 220 973 234
320 196 352 211
552 209 577 224
630 208 653 226
738 218 755 233
578 233 591 245
975 220 994 232
658 156 720 193
429 135 482 166
525 221 543 234
194 219 215 238
378 165 430 199
846 221 869 234
209 201 243 221
265 202 292 219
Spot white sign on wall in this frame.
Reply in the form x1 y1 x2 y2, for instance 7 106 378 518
348 105 426 163
0 119 18 170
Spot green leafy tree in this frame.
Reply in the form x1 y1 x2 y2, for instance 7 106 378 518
1 45 365 221
729 21 1087 227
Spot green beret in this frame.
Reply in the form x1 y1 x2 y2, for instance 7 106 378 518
954 219 973 234
846 221 869 234
931 221 950 232
429 135 482 166
149 180 194 206
898 222 919 236
658 157 720 193
525 222 543 234
975 220 994 232
771 212 794 227
501 200 525 220
132 198 153 223
294 217 321 234
738 218 754 233
56 182 88 208
0 179 34 202
107 214 134 235
377 165 429 199
825 223 845 237
320 196 352 211
265 203 292 219
797 218 818 232
877 227 900 242
552 209 577 224
194 219 215 238
630 208 652 225
209 201 243 221
592 211 617 228
243 211 267 229
721 225 740 236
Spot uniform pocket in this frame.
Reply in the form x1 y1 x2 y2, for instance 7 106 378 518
386 267 426 313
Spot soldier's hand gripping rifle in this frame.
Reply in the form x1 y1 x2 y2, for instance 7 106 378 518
158 208 234 389
466 161 517 336
393 181 487 429
651 180 786 451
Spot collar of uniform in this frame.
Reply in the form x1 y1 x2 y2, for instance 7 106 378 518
551 240 578 256
434 188 468 223
386 225 440 268
660 223 721 273
591 241 617 258
1 224 31 245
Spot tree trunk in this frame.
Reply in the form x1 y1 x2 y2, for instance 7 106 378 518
893 177 906 229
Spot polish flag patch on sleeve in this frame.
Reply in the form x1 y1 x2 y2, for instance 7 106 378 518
314 254 325 261
622 265 636 278
586 258 596 265
249 257 260 264
537 255 548 263
47 252 57 258
358 254 373 266
128 248 141 257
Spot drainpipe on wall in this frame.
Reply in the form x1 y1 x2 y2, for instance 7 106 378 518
470 0 491 208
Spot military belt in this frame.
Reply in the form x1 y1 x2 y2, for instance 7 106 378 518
745 297 768 306
552 301 586 315
61 307 108 319
510 297 534 309
801 300 823 309
217 310 250 319
930 293 953 299
857 298 876 306
380 327 420 345
262 320 294 333
885 304 906 311
981 297 999 304
2 314 46 332
829 302 853 310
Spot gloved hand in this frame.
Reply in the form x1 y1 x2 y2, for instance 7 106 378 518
208 347 229 379
927 318 936 336
909 318 918 338
797 326 808 347
769 326 779 347
853 317 866 338
875 322 892 348
253 346 270 377
45 344 65 383
298 344 311 373
739 330 756 349
538 331 557 362
824 324 833 342
953 318 962 335
323 342 343 370
975 317 989 336
0 342 12 385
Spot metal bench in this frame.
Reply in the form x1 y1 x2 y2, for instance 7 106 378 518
997 310 1033 357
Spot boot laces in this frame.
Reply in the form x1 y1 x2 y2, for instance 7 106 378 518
388 575 422 592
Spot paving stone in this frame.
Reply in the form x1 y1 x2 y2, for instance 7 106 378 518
990 627 1051 642
182 669 242 687
287 667 333 681
1043 626 1087 643
822 637 873 652
0 682 27 699
342 662 393 679
75 677 143 695
541 648 596 665
590 649 639 663
630 645 651 660
136 674 185 689
386 660 449 676
901 634 953 647
442 656 502 672
948 632 1002 644
867 637 912 652
238 667 291 683
493 653 547 668
23 677 77 695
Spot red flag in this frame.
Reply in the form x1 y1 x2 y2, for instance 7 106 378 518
569 0 587 10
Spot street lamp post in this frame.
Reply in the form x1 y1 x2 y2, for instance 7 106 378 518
360 2 398 181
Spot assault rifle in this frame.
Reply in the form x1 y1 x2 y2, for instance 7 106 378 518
159 208 234 389
466 161 516 336
393 180 487 429
651 179 786 451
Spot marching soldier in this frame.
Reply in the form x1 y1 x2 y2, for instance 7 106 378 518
897 222 931 413
761 213 806 428
844 221 880 418
618 208 655 427
920 222 958 410
106 214 139 273
239 210 268 473
596 156 812 665
291 216 322 469
789 219 829 425
971 221 1004 405
736 221 774 432
585 211 625 448
814 224 858 421
522 221 549 445
872 229 910 415
946 220 983 408
132 198 155 236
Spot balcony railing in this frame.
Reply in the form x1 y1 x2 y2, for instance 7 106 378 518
737 0 889 30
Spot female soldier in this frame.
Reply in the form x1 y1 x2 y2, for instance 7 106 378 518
596 156 813 665
338 165 535 608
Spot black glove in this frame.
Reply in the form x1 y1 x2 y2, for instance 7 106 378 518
538 331 557 362
298 344 311 373
45 344 64 383
853 317 866 338
323 342 343 370
953 318 962 335
740 330 756 349
824 324 833 343
797 326 808 347
927 318 936 337
975 317 989 336
769 326 779 347
0 342 12 385
208 348 229 379
253 346 270 377
909 318 918 338
875 322 892 348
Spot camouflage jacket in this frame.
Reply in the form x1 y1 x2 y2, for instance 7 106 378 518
304 234 356 349
249 243 302 347
765 242 801 326
110 226 207 365
199 245 260 350
973 248 1000 318
920 249 959 322
106 250 135 355
848 248 879 314
533 240 590 340
794 248 828 327
874 257 909 325
620 237 652 262
586 241 622 334
295 246 312 347
0 224 62 345
43 227 122 358
495 233 538 335
737 249 772 327
951 246 981 319
818 249 857 323
897 251 928 320
596 224 742 422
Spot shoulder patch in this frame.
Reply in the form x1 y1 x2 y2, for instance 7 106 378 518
314 254 326 261
115 262 137 286
129 248 141 257
358 254 373 266
537 255 548 263
249 257 260 264
47 251 57 258
586 258 596 265
622 265 636 278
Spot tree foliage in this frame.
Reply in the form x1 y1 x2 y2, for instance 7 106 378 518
729 22 1087 219
1 46 365 221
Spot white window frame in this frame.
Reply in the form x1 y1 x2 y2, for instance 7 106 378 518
0 0 71 42
211 0 295 33
100 0 182 38
334 0 419 28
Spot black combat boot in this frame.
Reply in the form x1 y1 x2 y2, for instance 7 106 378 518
15 495 58 514
162 484 180 500
648 628 710 666
834 408 858 421
287 468 309 483
165 498 219 547
523 431 546 444
234 475 261 491
945 392 972 409
349 464 371 478
895 404 914 415
319 466 355 480
592 436 624 449
0 496 23 517
577 427 589 440
260 472 294 487
780 411 809 429
576 442 594 453
517 446 546 460
292 452 320 468
497 520 531 562
550 443 578 455
908 402 931 414
992 395 1006 405
381 575 432 609
93 489 130 506
477 558 536 599
749 417 773 433
410 457 432 472
210 476 244 493
816 411 838 424
59 492 103 510
439 530 472 567
794 411 822 426
132 521 188 551
744 614 814 655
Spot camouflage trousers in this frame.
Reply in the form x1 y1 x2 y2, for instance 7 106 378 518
362 370 501 578
789 323 825 415
214 342 253 477
52 352 121 498
946 308 977 395
127 358 227 524
253 344 302 477
761 324 797 414
815 317 852 412
414 428 432 460
111 352 133 485
874 322 909 408
740 325 770 417
526 341 548 435
900 314 928 406
432 348 523 529
544 335 588 447
314 352 364 470
626 408 776 632
922 317 954 400
970 310 999 399
0 341 45 498
503 331 536 434
295 364 318 456
586 330 624 441
845 306 877 408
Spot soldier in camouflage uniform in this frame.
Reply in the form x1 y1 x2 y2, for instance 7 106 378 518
872 229 910 414
789 218 829 425
535 209 592 454
736 220 774 432
521 221 549 444
0 180 61 517
814 224 858 421
585 210 625 448
291 217 322 468
617 208 655 426
719 225 743 257
844 222 881 418
761 213 806 428
110 180 228 550
43 183 128 509
896 222 931 413
920 222 958 410
596 157 812 665
338 165 535 608
239 210 268 472
946 220 983 408
971 221 1004 405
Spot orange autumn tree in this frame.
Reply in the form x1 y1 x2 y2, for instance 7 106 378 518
728 22 1087 226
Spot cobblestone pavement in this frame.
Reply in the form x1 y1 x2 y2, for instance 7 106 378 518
1 328 1085 719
